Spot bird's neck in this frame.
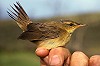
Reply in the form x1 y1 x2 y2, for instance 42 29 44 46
65 27 77 34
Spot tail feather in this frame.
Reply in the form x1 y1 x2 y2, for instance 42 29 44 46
7 2 32 31
7 10 17 21
16 2 28 19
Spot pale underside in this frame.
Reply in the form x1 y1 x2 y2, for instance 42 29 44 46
36 31 71 49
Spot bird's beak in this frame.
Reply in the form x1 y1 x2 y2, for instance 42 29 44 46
76 24 86 28
79 24 86 27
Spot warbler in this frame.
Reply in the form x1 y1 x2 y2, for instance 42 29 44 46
7 2 85 49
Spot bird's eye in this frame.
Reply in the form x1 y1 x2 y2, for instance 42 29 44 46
69 23 74 26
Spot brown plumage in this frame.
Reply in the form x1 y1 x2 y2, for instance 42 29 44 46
7 2 85 49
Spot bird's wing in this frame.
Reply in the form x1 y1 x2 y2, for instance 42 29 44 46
18 23 68 41
7 2 32 31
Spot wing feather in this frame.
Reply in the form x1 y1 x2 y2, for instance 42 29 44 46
18 23 67 41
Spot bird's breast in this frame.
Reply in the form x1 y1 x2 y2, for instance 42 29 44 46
37 32 71 49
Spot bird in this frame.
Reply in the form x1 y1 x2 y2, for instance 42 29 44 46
7 2 85 50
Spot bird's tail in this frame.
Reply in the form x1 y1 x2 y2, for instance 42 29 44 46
7 2 32 31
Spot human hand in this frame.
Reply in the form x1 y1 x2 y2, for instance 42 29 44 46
35 47 100 66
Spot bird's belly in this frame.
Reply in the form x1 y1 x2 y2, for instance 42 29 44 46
37 33 71 49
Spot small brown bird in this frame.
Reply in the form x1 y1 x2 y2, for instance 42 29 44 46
7 2 85 49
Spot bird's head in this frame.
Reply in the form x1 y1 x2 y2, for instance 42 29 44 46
60 19 86 34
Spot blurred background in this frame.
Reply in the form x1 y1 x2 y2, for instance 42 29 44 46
0 0 100 66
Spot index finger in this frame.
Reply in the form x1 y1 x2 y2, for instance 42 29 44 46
35 47 49 57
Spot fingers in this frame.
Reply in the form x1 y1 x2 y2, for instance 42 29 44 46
35 47 49 66
89 55 100 66
48 47 71 66
36 47 71 66
36 47 100 66
35 47 49 57
40 57 48 66
70 51 89 66
40 56 49 66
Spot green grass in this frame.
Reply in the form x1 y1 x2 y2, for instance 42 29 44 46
0 52 40 66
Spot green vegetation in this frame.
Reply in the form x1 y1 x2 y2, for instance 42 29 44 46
0 52 40 66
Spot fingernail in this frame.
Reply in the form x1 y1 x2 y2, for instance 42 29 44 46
49 55 61 65
35 47 46 52
35 48 43 52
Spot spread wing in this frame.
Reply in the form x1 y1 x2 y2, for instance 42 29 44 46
18 23 67 41
7 2 32 31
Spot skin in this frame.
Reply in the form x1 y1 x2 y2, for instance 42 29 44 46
35 47 100 66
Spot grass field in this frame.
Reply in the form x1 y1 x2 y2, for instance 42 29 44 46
0 52 40 66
